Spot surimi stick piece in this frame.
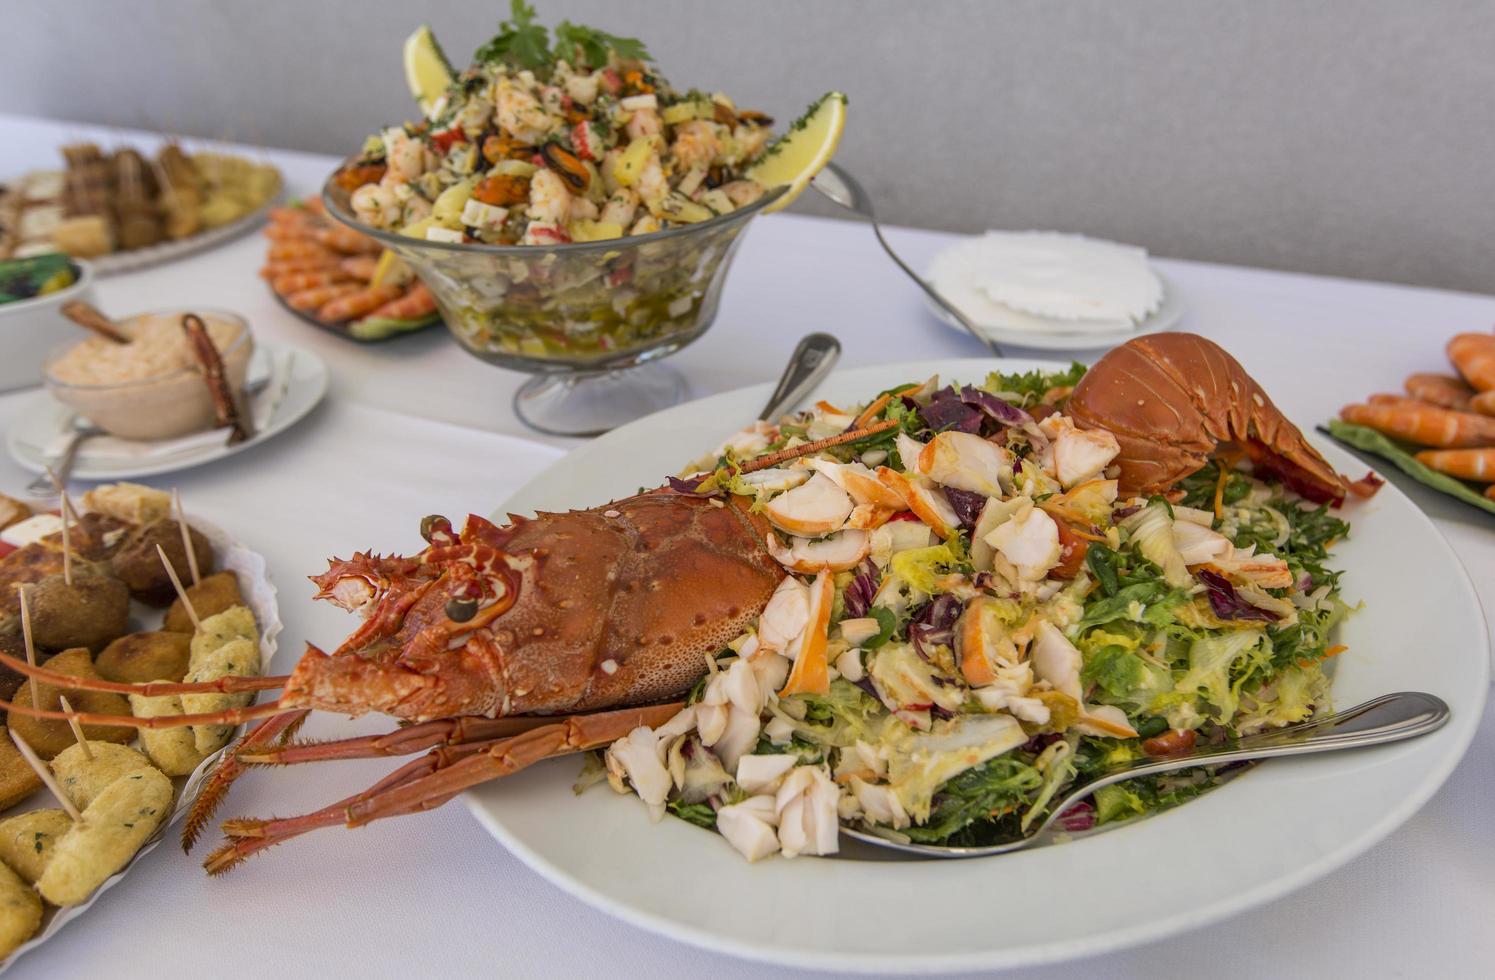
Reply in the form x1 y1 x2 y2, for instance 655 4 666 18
156 543 199 630
58 695 93 761
8 731 84 824
173 489 200 586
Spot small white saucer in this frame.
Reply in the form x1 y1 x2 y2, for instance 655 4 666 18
5 343 328 480
925 271 1185 351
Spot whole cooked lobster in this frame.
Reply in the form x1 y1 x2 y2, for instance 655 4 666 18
0 333 1373 872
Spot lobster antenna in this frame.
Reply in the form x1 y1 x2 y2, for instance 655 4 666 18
9 730 85 825
156 543 200 630
173 488 201 586
58 694 94 762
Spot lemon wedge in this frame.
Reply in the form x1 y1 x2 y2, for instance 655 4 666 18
403 24 455 120
745 92 847 213
369 249 413 288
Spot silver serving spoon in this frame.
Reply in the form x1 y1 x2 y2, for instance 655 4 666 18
841 690 1449 859
757 332 841 422
810 162 1003 357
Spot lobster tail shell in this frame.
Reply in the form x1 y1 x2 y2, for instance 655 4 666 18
1069 333 1350 503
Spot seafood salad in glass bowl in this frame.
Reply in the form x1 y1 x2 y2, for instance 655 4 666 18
597 358 1362 861
323 3 845 434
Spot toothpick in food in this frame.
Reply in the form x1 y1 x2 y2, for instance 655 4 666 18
156 542 199 630
173 488 201 586
8 730 85 825
57 694 94 762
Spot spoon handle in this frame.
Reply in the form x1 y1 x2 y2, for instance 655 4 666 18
757 333 841 422
1040 691 1450 835
810 163 1004 358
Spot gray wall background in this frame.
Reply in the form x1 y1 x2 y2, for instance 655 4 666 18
5 0 1493 293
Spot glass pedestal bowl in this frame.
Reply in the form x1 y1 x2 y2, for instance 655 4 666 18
323 177 784 436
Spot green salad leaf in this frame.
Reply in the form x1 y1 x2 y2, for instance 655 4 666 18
902 757 1042 843
980 362 1087 406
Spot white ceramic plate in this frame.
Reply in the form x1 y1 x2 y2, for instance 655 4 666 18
2 513 282 972
471 357 1489 973
5 344 328 481
925 272 1184 352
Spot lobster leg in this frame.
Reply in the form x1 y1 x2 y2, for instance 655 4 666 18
0 649 288 697
233 709 643 766
202 701 684 873
182 709 310 852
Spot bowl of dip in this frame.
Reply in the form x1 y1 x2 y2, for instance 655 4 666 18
43 309 254 440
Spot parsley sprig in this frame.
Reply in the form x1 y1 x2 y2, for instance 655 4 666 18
474 1 649 71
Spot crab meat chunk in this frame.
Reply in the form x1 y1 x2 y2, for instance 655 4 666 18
605 727 673 820
875 468 959 540
766 528 870 573
716 794 781 862
983 502 1061 580
849 776 909 830
763 473 853 537
809 458 906 509
775 766 841 858
738 467 809 493
1051 427 1121 488
736 753 797 794
918 431 1013 496
838 618 881 647
1030 620 1083 701
757 577 810 654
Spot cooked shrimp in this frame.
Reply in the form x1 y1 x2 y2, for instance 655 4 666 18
636 155 669 204
259 258 341 280
263 221 320 242
568 196 599 222
318 284 404 322
268 241 340 263
721 180 766 208
364 283 436 322
267 207 316 226
496 76 555 144
626 107 662 141
599 188 639 227
1472 391 1495 417
384 131 426 181
273 269 354 295
1340 400 1495 447
1448 333 1495 392
316 226 381 256
338 255 380 280
1414 448 1495 481
1404 372 1474 410
527 168 572 224
670 121 724 171
351 184 401 229
732 123 771 162
286 282 361 313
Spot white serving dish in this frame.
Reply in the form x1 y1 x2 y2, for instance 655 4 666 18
0 259 95 393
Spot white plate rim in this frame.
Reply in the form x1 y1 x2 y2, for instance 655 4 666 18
468 357 1489 973
4 343 329 481
925 270 1184 351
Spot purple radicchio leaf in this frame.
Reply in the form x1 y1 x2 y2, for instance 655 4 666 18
842 560 879 619
909 594 962 662
918 386 983 434
666 474 720 497
929 703 957 721
1057 800 1096 832
852 675 882 703
943 486 987 532
1197 568 1280 622
958 385 1033 428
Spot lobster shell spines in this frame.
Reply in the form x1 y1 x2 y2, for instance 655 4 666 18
1069 333 1350 503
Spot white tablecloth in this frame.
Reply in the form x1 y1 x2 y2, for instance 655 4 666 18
0 115 1490 978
